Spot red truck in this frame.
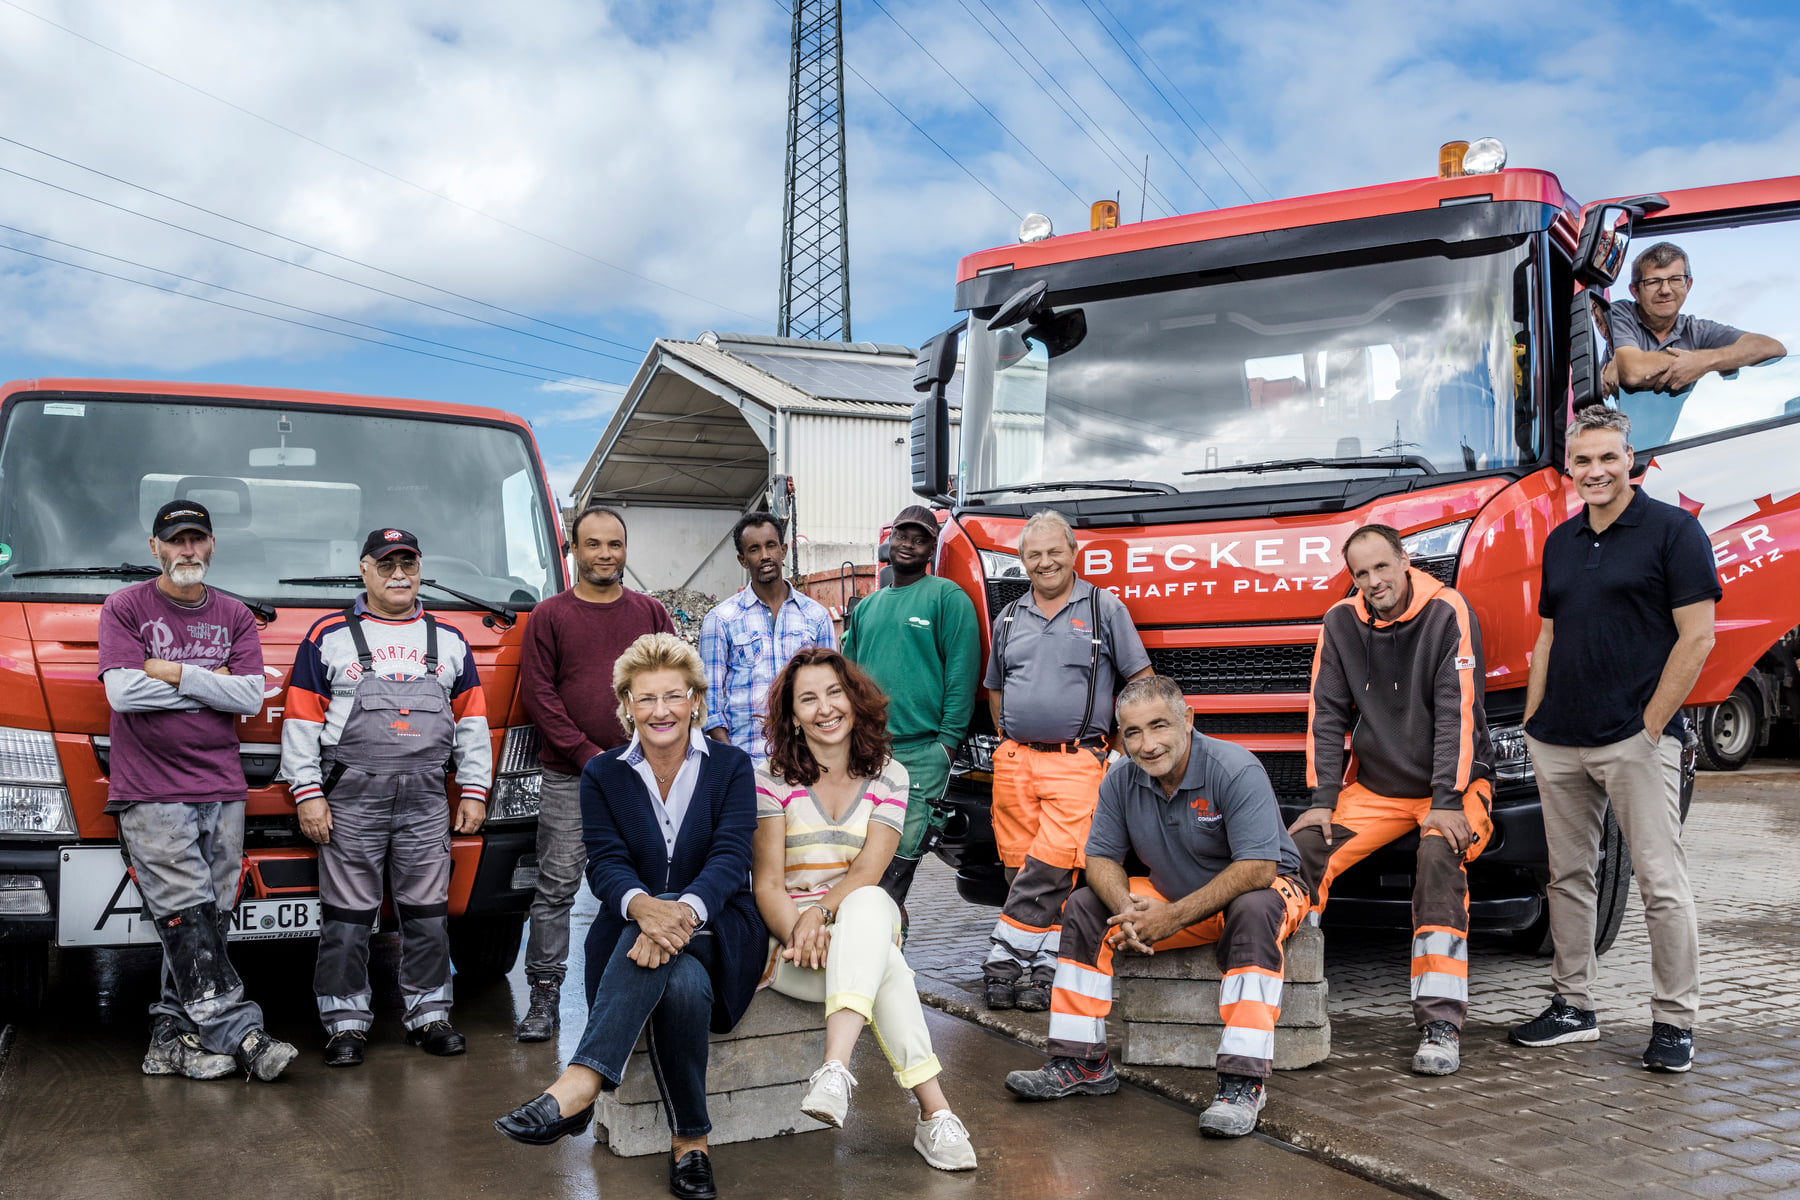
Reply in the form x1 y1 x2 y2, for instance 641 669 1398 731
0 380 560 1011
907 152 1800 954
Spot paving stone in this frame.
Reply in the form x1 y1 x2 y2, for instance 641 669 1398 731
1118 978 1331 1027
1121 1020 1330 1070
598 1079 829 1157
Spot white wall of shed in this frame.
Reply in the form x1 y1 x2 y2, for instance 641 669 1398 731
610 505 746 598
786 414 961 572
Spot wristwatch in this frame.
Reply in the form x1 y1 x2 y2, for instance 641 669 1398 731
817 904 836 926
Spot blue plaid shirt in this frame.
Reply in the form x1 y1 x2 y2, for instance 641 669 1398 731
699 584 836 763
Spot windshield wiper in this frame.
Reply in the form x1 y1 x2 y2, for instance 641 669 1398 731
967 478 1179 497
277 575 517 629
12 564 278 621
1183 455 1437 478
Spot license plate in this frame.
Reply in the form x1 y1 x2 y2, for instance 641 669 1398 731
57 845 321 947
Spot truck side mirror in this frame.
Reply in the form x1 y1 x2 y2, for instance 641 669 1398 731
1573 195 1669 287
911 323 961 500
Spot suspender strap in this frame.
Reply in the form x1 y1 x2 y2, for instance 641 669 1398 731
996 588 1112 741
343 608 440 672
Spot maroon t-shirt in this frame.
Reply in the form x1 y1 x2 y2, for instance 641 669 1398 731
97 580 263 804
521 587 674 774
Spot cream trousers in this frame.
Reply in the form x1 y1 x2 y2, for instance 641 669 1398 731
768 885 943 1089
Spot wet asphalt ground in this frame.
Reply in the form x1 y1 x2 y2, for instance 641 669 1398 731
0 906 1400 1200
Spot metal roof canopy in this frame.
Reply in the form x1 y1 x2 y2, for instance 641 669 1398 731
573 332 961 510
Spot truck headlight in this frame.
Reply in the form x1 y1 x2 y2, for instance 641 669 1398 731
0 726 73 837
1490 722 1533 782
952 733 1001 779
1402 520 1471 586
979 549 1025 581
0 726 64 784
486 725 544 824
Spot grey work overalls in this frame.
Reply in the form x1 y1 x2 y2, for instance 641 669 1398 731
313 610 459 1034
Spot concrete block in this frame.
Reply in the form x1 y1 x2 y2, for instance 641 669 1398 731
627 989 827 1053
614 1027 825 1105
599 1080 829 1157
1118 978 1330 1028
1113 925 1324 984
1120 1020 1331 1070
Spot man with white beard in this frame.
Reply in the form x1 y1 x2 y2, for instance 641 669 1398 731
98 500 299 1081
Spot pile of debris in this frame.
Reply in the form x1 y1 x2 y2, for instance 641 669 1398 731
652 587 719 643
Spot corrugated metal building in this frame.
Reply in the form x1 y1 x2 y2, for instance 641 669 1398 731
570 333 961 597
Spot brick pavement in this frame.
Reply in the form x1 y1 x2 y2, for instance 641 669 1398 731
903 770 1800 1200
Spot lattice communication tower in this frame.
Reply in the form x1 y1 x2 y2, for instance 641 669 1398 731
778 0 851 342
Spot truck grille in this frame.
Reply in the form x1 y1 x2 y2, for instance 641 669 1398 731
985 578 1029 614
1148 644 1315 694
1192 712 1309 735
1251 750 1310 800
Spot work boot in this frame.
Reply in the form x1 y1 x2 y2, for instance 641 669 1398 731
1014 980 1051 1012
323 1029 367 1068
141 1016 236 1080
515 977 560 1043
1412 1021 1461 1075
406 1019 468 1057
984 979 1017 1010
238 1029 300 1082
800 1059 858 1128
1642 1023 1694 1073
1508 994 1599 1047
1004 1054 1119 1100
1198 1073 1266 1138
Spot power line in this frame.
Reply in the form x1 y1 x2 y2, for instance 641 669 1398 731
843 62 1020 219
0 161 643 367
0 0 773 327
1025 0 1222 212
1083 0 1273 201
0 131 644 355
863 0 1088 209
0 219 630 390
0 239 630 395
961 0 1183 220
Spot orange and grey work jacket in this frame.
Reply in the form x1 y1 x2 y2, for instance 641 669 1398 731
1306 567 1493 811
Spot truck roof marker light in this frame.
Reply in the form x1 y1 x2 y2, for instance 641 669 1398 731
1438 141 1470 179
1462 138 1507 175
1019 213 1054 243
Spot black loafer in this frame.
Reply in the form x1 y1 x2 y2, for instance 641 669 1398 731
405 1020 467 1057
669 1149 717 1200
323 1030 366 1068
493 1093 595 1146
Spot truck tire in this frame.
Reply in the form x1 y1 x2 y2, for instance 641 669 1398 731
1512 806 1633 956
448 913 525 981
1695 682 1760 772
0 942 49 1015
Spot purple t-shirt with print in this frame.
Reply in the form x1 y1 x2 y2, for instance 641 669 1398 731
97 580 263 804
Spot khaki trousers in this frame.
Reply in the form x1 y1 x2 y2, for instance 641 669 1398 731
1527 730 1699 1027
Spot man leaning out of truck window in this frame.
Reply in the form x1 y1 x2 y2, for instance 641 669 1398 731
100 499 300 1082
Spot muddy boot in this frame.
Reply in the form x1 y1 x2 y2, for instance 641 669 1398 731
515 977 560 1043
238 1029 300 1081
142 1016 236 1080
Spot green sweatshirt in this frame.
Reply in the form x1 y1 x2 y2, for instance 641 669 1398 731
842 575 980 751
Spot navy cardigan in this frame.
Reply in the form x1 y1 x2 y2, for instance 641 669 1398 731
580 740 767 1033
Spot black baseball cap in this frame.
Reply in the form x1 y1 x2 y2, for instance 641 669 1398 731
891 504 940 536
152 500 213 541
360 528 422 560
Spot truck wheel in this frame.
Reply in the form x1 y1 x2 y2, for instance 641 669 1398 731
1512 806 1633 956
0 942 49 1015
1695 683 1760 772
448 914 525 981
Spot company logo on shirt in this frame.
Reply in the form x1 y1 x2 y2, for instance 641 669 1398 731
907 616 932 628
1454 655 1475 670
389 719 416 736
1189 794 1221 824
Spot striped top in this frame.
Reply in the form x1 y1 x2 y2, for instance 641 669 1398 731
754 761 909 903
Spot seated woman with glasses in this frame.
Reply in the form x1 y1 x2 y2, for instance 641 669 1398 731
751 647 978 1172
495 632 766 1200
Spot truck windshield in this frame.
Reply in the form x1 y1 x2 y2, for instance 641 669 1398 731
960 240 1538 497
0 398 560 605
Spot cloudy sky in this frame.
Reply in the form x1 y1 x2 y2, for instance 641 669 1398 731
1 0 1796 497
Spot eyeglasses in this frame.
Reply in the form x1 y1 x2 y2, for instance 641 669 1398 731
630 689 693 711
370 556 421 577
1634 273 1690 292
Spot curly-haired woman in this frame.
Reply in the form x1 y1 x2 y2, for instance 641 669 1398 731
750 646 977 1172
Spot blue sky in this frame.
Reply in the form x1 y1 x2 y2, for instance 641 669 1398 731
1 0 1796 497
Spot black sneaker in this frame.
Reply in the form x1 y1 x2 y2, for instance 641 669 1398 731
323 1029 366 1068
1003 1054 1118 1100
406 1019 468 1057
1642 1023 1693 1073
1014 982 1051 1012
1508 994 1599 1047
515 978 560 1043
984 979 1017 1010
1198 1073 1267 1137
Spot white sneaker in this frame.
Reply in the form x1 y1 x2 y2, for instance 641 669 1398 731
914 1109 977 1171
800 1059 857 1128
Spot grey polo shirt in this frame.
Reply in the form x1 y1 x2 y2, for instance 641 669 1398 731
1086 730 1301 901
1608 301 1743 354
983 578 1151 743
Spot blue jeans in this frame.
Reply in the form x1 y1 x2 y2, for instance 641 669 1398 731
572 897 716 1138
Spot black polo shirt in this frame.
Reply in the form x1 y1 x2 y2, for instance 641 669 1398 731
1526 487 1720 746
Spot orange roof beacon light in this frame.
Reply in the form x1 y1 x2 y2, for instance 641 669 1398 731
1461 137 1507 175
1090 200 1120 231
1438 140 1470 179
1018 212 1054 243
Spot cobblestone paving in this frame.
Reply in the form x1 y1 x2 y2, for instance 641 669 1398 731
903 769 1800 1200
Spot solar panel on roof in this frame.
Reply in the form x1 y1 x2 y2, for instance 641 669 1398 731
734 351 963 406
